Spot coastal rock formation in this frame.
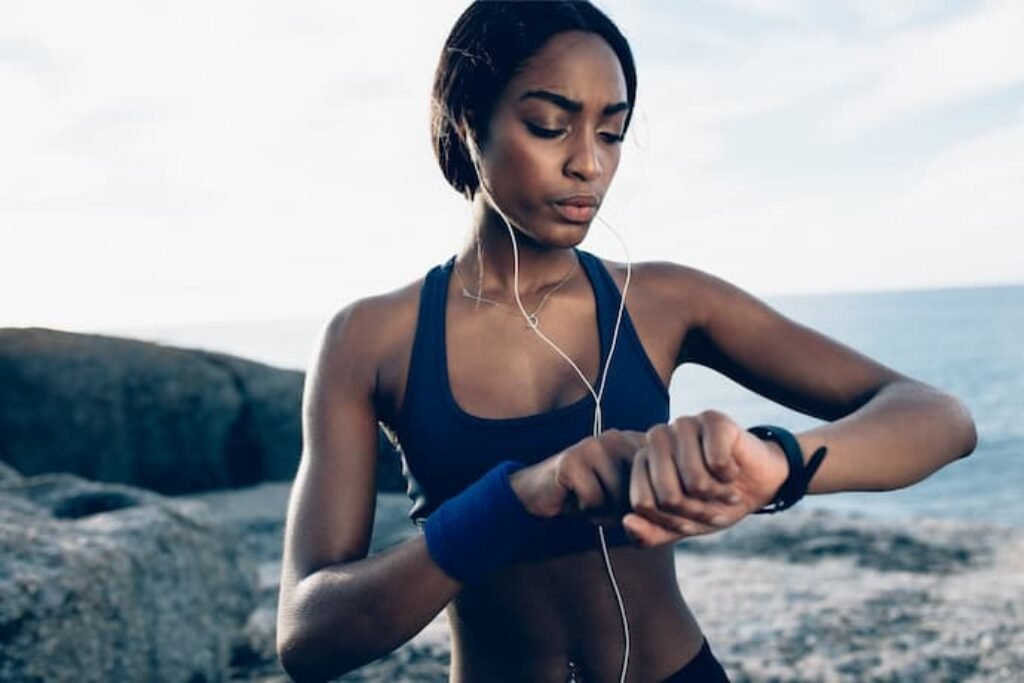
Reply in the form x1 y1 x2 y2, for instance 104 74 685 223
0 458 21 483
180 481 432 680
177 482 1024 682
0 328 406 495
4 465 1020 681
0 473 258 682
675 508 992 574
677 511 1024 682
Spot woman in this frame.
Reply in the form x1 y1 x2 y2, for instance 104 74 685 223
275 3 977 681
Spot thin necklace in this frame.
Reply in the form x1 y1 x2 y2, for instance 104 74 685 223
453 253 579 330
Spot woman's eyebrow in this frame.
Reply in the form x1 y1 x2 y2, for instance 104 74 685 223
518 89 629 117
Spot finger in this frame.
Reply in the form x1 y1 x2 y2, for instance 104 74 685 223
584 441 630 513
672 417 736 504
622 513 683 547
628 448 709 527
641 454 732 528
644 424 689 513
570 469 605 514
641 498 732 529
697 410 740 484
622 512 716 547
632 443 735 527
556 448 606 513
599 428 644 463
615 429 648 454
629 448 658 518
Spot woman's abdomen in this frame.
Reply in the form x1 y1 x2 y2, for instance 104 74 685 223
446 542 705 682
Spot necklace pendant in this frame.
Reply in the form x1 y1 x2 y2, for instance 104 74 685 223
524 314 539 330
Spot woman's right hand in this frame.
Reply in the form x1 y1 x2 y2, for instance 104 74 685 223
509 429 650 524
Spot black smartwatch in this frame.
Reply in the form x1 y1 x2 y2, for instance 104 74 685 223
747 425 828 514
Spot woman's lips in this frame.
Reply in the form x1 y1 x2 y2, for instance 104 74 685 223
552 202 597 223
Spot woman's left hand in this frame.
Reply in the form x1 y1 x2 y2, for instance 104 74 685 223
621 410 789 547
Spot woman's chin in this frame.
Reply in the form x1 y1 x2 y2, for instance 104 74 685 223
535 214 591 238
508 222 589 249
548 223 590 247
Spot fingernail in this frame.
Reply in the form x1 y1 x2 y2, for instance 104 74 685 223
727 493 741 504
711 515 727 526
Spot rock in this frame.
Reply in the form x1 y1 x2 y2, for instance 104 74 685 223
177 485 1024 682
676 510 1024 683
175 481 429 680
0 473 258 682
0 458 21 483
187 349 304 485
0 327 406 495
677 507 992 573
230 604 279 676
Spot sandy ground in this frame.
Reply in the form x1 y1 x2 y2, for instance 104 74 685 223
183 483 1024 682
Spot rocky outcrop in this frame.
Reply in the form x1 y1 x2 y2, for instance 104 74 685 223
183 484 1024 683
0 473 258 682
0 328 406 495
675 506 992 574
0 458 21 483
180 480 428 681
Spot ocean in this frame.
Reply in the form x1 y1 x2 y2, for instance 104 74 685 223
117 283 1024 527
673 284 1024 527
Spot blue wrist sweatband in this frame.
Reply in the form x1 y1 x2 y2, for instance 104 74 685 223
423 460 546 586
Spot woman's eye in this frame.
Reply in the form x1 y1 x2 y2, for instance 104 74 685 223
525 122 624 144
525 122 564 138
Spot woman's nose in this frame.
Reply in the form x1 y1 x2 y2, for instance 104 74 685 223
564 132 602 182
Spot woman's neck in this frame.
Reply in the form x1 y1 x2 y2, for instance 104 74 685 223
456 197 580 297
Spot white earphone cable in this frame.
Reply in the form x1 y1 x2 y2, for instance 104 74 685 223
475 176 633 683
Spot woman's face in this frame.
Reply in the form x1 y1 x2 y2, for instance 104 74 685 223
470 30 629 247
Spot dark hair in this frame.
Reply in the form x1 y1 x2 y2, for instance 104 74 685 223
431 1 638 199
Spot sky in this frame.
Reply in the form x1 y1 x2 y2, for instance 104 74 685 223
2 0 1023 333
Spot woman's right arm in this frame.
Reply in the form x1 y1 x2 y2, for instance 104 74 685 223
275 299 461 682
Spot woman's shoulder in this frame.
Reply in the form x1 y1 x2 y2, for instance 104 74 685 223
591 254 726 321
595 254 694 281
314 273 429 380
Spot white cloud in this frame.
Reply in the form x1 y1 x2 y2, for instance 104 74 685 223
1 1 470 329
1 0 1021 331
890 119 1024 238
610 0 1024 145
593 0 1024 294
826 0 1024 139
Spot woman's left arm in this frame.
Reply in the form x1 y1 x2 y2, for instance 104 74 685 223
785 379 976 494
671 263 977 495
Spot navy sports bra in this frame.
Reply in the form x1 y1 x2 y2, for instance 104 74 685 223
391 247 670 562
